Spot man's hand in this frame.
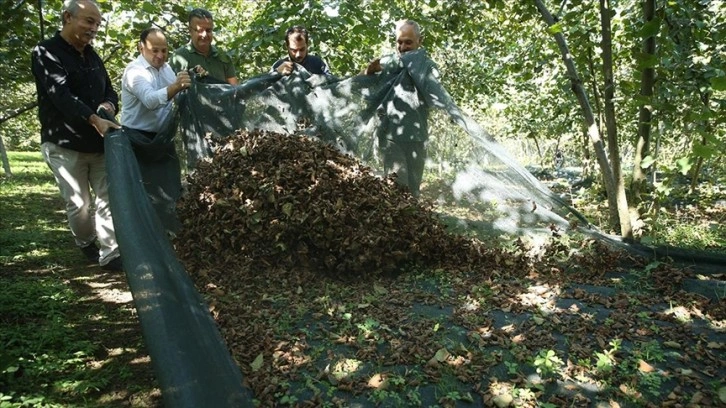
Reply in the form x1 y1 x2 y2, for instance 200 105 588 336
277 61 295 76
88 114 121 137
171 71 192 97
364 58 382 75
98 102 115 115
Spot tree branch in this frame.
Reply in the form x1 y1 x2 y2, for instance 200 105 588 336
0 101 37 125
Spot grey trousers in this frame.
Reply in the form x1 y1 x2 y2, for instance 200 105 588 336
41 142 119 265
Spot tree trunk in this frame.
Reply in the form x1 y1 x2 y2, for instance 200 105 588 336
631 0 657 202
689 90 712 193
0 0 46 176
599 0 633 238
534 0 620 233
689 141 705 193
584 43 609 199
586 45 603 139
0 102 39 177
38 0 45 41
0 134 11 176
581 124 591 178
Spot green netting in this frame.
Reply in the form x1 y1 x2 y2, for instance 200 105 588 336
177 49 590 236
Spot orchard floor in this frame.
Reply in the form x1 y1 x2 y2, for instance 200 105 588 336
185 232 725 407
2 158 724 407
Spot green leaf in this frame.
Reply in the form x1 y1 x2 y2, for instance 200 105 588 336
639 18 660 38
433 347 450 362
640 155 656 169
635 52 658 69
250 353 264 372
676 156 692 176
692 143 715 159
710 76 726 91
141 2 156 13
546 22 563 35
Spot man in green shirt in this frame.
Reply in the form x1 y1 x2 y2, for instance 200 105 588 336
170 8 238 85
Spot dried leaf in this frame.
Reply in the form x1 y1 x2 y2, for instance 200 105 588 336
367 373 387 389
638 359 655 373
663 341 681 349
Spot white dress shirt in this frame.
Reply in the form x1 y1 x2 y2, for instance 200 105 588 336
121 54 176 133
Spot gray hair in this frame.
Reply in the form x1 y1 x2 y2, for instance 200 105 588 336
395 19 422 39
61 0 100 25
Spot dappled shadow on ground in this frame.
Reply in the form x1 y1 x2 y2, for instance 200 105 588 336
182 234 724 407
0 179 161 407
0 263 162 408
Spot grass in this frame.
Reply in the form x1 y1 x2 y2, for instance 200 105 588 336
0 152 160 407
1 151 724 407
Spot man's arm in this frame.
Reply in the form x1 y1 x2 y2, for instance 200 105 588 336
123 64 189 109
31 45 96 122
31 45 119 135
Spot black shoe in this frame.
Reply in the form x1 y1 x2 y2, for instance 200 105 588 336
80 243 100 263
101 257 124 272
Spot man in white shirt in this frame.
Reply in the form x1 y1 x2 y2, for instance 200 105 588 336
121 27 192 136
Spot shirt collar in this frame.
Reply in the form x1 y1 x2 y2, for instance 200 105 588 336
135 54 169 72
186 43 218 57
55 30 92 55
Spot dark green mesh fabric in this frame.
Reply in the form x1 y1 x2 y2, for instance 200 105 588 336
104 124 252 407
103 50 589 406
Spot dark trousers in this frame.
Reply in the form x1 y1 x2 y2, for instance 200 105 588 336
379 139 426 197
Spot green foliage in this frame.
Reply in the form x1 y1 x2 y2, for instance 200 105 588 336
594 338 621 375
0 152 156 406
0 274 105 405
532 349 563 377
